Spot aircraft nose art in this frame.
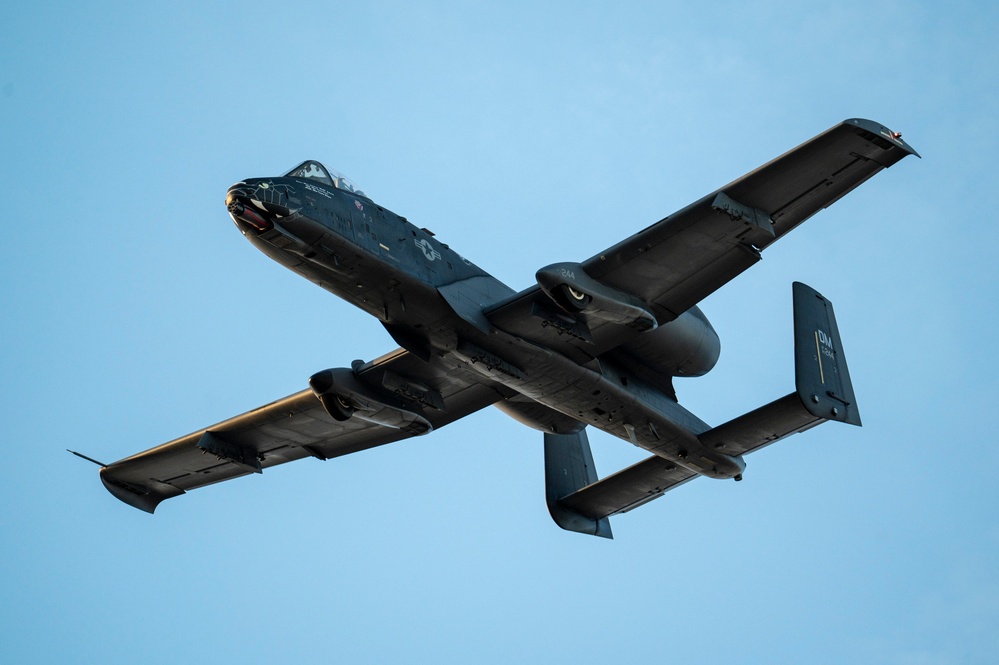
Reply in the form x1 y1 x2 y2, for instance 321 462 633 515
225 182 252 203
226 182 271 231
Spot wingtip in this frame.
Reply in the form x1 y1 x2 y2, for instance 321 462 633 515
100 467 184 514
844 118 920 158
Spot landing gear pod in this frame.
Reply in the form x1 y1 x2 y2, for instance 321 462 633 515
308 368 433 435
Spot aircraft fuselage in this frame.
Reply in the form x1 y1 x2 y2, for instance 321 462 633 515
94 120 917 526
226 173 745 480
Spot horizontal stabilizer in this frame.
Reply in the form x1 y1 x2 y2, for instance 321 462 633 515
559 455 697 521
555 282 860 520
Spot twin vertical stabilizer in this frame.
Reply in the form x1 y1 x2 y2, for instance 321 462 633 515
545 281 860 536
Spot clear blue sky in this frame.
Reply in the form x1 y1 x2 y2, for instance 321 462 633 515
2 1 997 663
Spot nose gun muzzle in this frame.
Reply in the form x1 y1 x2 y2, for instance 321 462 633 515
226 183 272 232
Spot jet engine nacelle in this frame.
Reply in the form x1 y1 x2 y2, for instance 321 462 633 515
536 262 657 332
308 368 433 435
621 305 721 377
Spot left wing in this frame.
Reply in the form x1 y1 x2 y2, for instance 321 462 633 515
98 349 506 513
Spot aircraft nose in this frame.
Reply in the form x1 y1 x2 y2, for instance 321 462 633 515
226 182 252 205
226 181 272 231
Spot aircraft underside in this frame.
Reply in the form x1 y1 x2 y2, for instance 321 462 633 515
80 119 918 537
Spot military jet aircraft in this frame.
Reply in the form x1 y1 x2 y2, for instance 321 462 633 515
76 119 917 537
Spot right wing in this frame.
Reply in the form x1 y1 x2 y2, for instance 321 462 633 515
98 348 506 513
487 118 918 362
580 118 918 320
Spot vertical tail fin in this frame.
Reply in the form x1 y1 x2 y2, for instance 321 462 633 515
544 429 613 538
793 282 862 426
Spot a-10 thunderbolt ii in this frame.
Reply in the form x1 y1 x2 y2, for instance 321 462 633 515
76 119 917 538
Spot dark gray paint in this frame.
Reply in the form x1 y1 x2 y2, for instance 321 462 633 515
92 121 917 536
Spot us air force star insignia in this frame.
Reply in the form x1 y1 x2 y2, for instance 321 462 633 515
415 238 441 261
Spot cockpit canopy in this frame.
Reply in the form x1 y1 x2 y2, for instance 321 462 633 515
284 160 367 198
